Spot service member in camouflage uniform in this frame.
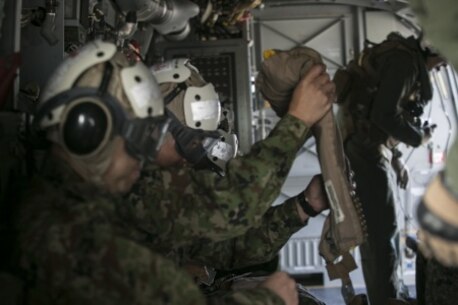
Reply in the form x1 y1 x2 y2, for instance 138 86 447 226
125 158 329 305
121 60 334 305
125 162 329 304
181 175 330 305
124 59 334 248
11 40 300 305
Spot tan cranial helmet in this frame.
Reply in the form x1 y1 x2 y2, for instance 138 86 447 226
256 47 323 117
36 40 169 184
150 58 238 175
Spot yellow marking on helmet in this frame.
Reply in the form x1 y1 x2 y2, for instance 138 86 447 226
263 49 277 60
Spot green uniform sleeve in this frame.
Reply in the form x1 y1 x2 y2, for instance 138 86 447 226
125 114 310 249
186 198 305 270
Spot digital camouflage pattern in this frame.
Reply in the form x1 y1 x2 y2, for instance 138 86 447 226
183 196 305 270
124 113 310 254
122 113 324 304
12 156 285 305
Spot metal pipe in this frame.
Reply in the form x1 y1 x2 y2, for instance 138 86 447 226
114 0 167 22
117 11 137 40
113 0 198 40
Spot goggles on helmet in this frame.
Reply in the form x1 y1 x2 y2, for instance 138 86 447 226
36 59 169 163
166 109 237 175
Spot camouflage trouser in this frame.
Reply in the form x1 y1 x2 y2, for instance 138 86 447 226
424 259 458 305
345 140 403 305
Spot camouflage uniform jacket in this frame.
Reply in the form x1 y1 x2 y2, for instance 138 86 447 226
12 156 285 305
183 196 306 271
123 113 310 256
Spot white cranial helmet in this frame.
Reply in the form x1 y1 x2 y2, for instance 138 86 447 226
36 40 169 182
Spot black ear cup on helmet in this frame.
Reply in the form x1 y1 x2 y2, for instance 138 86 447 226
36 87 169 162
62 101 110 155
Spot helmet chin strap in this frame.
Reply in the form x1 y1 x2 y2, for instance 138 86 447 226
164 82 188 104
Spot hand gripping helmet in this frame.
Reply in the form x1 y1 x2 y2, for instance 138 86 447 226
151 58 238 175
35 40 169 183
256 47 323 117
